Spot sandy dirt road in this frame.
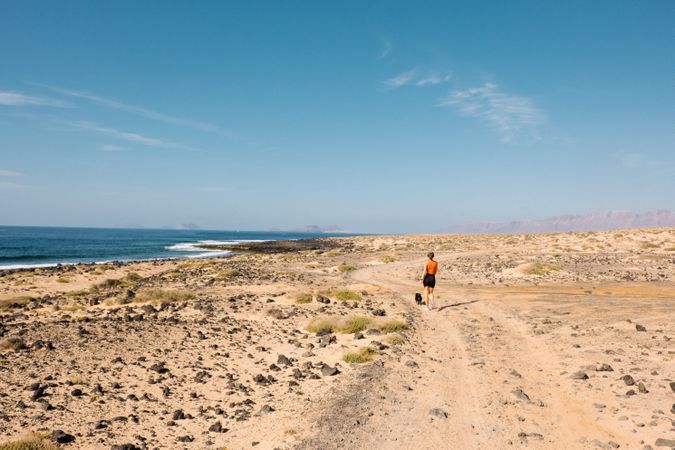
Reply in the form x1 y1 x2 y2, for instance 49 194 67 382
345 252 674 450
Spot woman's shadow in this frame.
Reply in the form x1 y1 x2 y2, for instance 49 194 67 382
437 299 478 311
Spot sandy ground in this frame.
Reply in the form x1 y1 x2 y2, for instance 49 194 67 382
0 228 674 449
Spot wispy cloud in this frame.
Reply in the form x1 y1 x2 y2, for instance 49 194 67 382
416 72 452 86
378 38 393 59
383 69 452 89
61 120 193 150
438 82 544 142
0 90 68 107
383 69 417 88
0 169 24 177
30 83 234 137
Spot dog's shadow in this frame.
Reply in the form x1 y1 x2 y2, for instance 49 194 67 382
437 299 479 311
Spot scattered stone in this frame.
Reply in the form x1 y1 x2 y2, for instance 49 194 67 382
51 430 76 444
635 324 647 332
111 445 141 450
354 332 364 340
372 309 386 317
622 375 636 386
655 438 675 447
669 382 675 393
316 295 330 304
277 354 291 366
512 389 530 402
176 436 193 443
570 371 589 380
405 360 418 368
429 408 448 419
638 382 648 393
321 365 339 377
597 364 614 372
257 405 275 415
208 421 227 433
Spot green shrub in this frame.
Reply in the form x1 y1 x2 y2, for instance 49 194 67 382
306 317 338 334
339 316 371 334
328 289 361 301
215 269 242 280
125 272 143 281
343 347 377 364
96 278 130 290
524 262 559 276
378 255 396 263
338 263 356 273
378 319 408 333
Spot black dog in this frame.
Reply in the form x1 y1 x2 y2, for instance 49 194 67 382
414 292 423 305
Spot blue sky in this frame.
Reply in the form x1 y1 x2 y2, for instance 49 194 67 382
0 1 673 233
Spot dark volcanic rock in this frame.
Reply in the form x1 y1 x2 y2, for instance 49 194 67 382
208 421 227 433
321 365 339 377
51 430 76 444
635 324 647 332
111 445 142 450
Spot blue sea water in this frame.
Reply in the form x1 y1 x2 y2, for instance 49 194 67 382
0 226 350 270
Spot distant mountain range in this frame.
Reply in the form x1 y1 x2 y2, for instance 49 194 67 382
442 210 675 234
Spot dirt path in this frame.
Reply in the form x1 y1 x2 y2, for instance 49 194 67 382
347 254 648 449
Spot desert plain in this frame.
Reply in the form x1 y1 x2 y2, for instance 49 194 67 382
0 228 674 450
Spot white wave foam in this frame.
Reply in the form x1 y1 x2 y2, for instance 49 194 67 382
0 262 60 270
165 239 267 253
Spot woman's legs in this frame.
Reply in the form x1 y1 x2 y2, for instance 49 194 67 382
428 286 435 309
423 286 429 306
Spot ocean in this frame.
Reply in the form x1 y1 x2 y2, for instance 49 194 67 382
0 226 350 270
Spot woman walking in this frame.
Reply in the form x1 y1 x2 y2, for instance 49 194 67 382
422 252 437 310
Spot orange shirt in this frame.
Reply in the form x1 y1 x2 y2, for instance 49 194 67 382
425 260 438 275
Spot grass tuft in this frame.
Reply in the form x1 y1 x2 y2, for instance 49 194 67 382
215 269 242 281
384 334 405 345
325 289 361 301
338 263 356 273
378 319 408 333
339 316 371 334
125 272 143 282
524 262 560 276
305 317 338 334
343 346 377 364
295 292 313 304
378 255 397 263
0 433 58 450
96 278 131 290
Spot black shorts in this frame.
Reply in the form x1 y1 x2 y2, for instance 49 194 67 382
423 274 436 288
